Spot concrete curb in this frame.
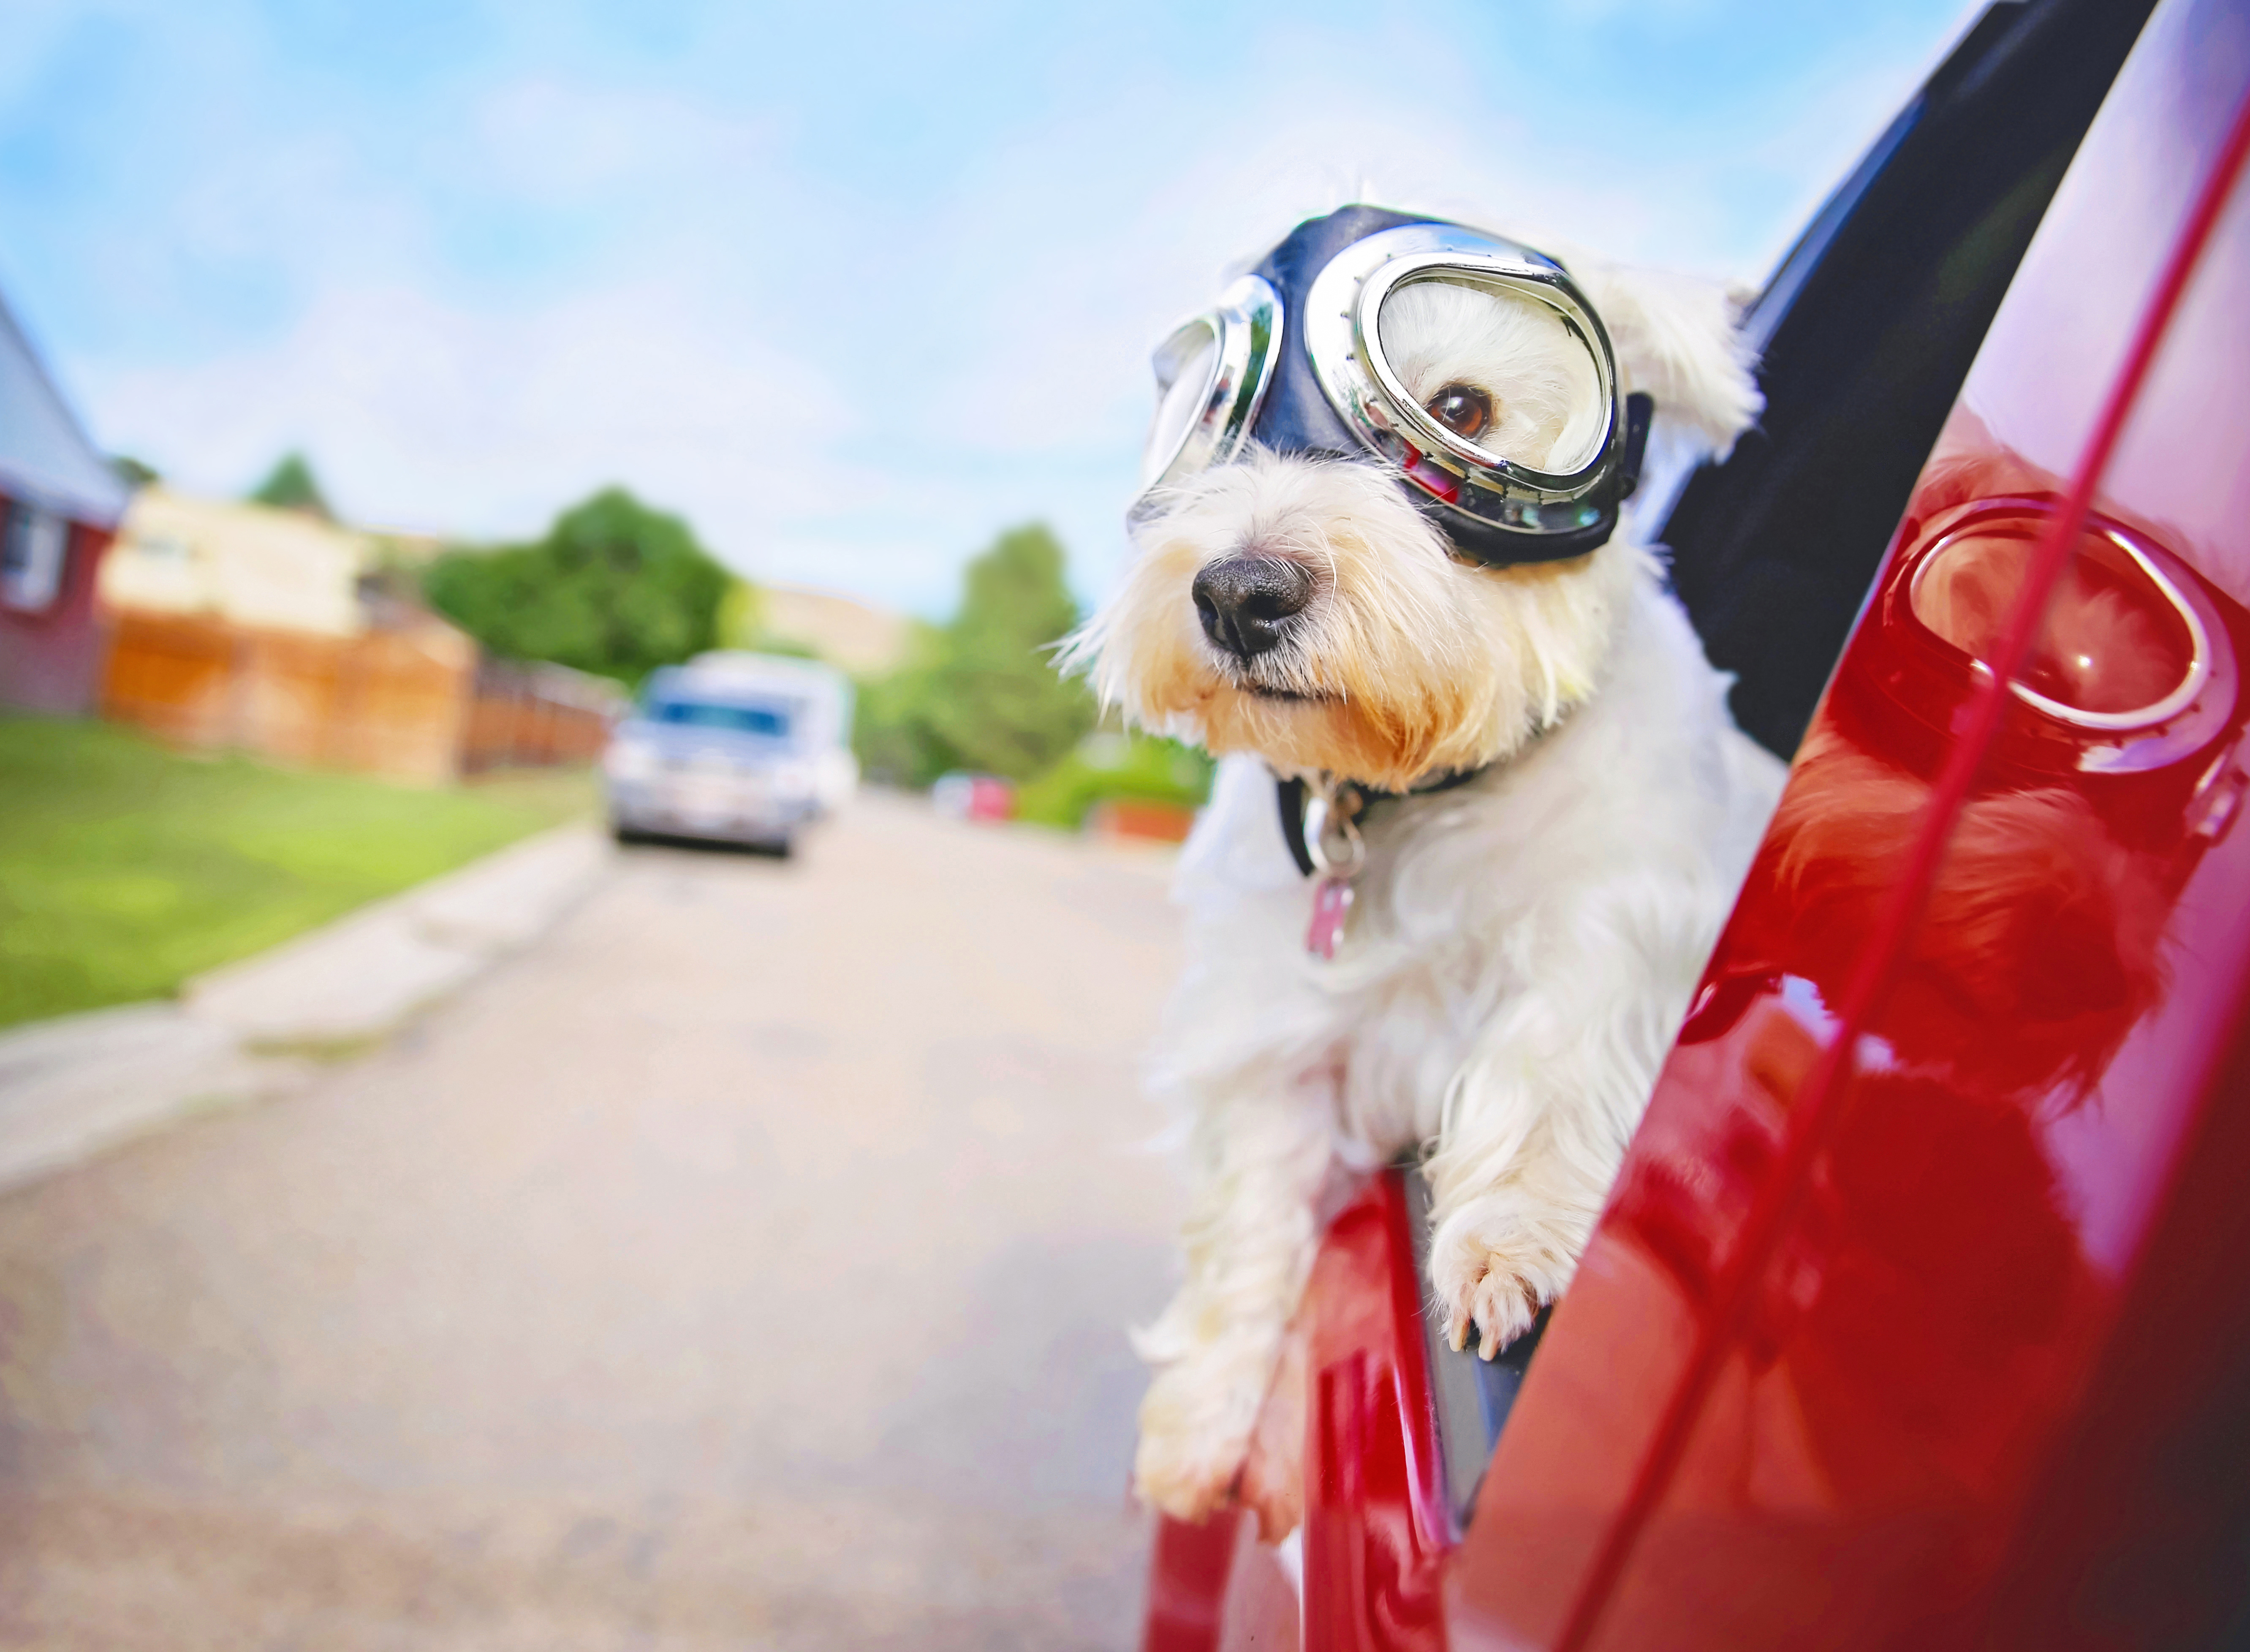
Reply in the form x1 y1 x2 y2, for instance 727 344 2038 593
185 822 610 1044
0 821 611 1193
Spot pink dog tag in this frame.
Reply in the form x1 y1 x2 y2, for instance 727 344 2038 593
1306 875 1354 959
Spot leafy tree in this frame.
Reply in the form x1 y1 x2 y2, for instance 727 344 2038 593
852 622 954 785
249 452 333 519
715 580 765 650
421 487 730 684
854 523 1096 786
110 455 160 489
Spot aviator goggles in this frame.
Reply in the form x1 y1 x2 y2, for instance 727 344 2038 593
1131 204 1654 566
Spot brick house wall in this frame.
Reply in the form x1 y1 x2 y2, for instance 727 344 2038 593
0 509 115 715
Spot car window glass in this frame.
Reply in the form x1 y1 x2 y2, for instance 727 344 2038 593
652 699 793 739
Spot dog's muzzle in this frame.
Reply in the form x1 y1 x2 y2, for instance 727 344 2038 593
1128 205 1652 567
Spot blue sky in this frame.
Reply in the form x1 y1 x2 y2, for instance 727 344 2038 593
1 0 1974 615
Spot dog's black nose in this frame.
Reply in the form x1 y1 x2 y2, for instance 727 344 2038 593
1192 555 1313 661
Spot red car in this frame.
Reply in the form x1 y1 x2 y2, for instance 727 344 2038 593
1143 0 2250 1645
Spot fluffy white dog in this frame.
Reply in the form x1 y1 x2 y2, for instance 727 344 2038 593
1064 210 1788 1528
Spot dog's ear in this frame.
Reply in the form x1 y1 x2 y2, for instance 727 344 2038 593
1569 258 1763 463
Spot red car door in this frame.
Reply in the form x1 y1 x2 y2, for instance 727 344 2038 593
1457 0 2250 1645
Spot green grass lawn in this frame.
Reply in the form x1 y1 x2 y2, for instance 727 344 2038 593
0 715 597 1031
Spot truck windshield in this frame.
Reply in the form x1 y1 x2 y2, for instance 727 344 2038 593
650 698 793 739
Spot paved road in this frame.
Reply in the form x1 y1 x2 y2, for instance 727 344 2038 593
0 796 1188 1649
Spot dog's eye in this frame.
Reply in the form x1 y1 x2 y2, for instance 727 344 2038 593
1426 383 1493 442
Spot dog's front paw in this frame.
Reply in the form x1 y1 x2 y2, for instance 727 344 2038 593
1134 1340 1273 1523
1430 1195 1587 1361
1238 1313 1308 1541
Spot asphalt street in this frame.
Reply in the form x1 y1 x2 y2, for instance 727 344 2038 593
0 794 1188 1649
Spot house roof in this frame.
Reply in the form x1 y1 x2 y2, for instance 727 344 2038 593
0 290 129 529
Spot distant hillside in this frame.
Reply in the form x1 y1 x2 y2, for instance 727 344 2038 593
758 584 913 676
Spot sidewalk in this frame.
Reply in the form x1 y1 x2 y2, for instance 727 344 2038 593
0 822 609 1192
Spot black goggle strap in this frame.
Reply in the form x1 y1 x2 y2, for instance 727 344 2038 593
1618 391 1654 500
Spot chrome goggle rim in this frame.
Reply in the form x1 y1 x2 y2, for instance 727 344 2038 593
1130 273 1282 520
1303 223 1622 537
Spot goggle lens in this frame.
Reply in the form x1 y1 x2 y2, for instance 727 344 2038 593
1142 318 1221 489
1372 272 1607 477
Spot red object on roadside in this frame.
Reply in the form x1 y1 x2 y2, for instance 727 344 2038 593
1142 5 2250 1645
931 771 1016 823
1089 798 1200 844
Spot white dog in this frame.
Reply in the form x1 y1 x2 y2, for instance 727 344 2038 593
1062 206 1787 1528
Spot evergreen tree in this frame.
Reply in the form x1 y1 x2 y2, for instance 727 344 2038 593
248 452 333 519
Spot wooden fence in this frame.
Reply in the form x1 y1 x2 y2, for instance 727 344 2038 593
100 610 618 784
459 659 620 774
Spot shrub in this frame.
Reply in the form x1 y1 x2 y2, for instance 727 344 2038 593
1014 731 1213 830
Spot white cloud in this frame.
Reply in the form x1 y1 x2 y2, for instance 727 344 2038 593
466 78 781 206
84 275 853 545
27 0 1976 620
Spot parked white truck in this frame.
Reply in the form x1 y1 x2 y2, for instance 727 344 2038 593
602 652 857 855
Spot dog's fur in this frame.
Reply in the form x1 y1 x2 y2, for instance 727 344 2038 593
1064 228 1787 1528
